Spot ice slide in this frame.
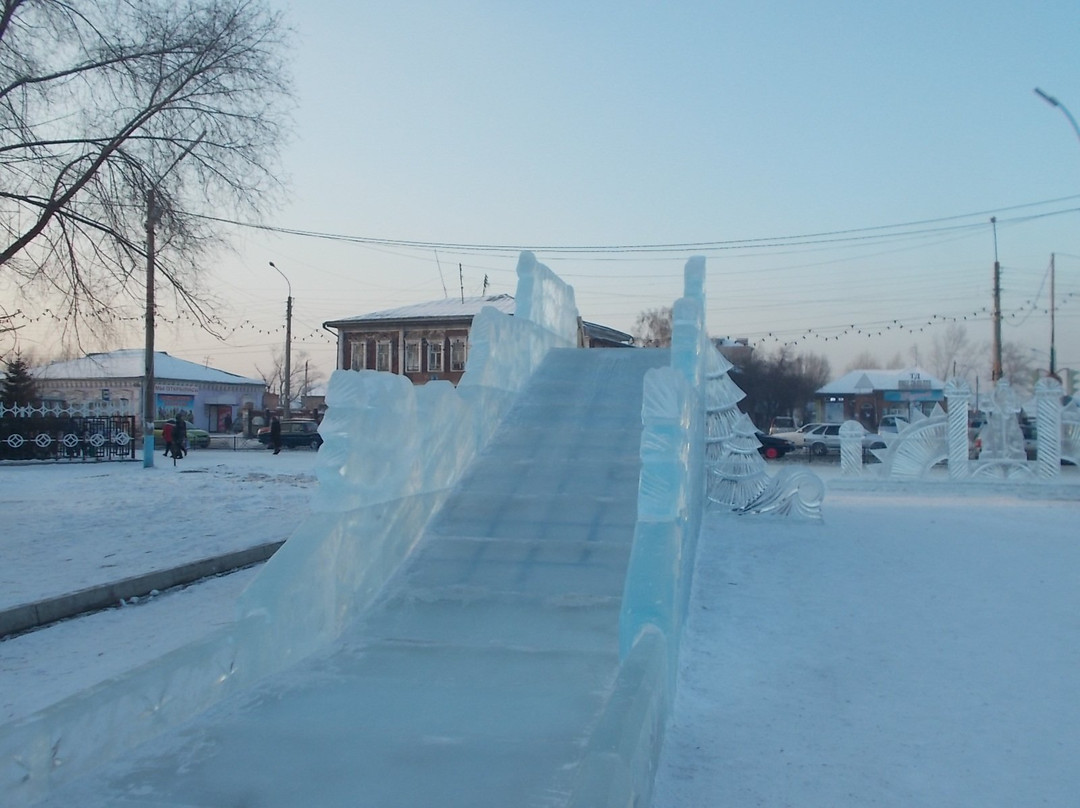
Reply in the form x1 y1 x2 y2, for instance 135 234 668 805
8 254 708 806
38 348 670 807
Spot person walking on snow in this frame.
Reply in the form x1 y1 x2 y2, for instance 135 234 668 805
270 416 282 455
161 420 174 457
174 415 188 458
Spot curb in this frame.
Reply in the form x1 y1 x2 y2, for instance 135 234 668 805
0 540 285 639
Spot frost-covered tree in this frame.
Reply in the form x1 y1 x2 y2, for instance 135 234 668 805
0 0 293 340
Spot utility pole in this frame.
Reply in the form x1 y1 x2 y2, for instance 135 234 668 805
143 190 160 468
269 261 292 418
141 133 204 469
1050 253 1057 377
990 217 1003 382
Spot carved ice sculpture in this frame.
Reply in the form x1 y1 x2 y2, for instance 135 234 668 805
970 379 1033 480
703 339 823 519
871 406 949 480
737 467 824 520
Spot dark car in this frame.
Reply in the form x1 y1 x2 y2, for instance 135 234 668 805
756 431 795 459
257 419 323 450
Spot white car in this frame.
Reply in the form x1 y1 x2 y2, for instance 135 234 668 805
771 422 824 448
804 423 886 456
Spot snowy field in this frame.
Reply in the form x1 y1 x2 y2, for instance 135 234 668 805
2 452 1079 806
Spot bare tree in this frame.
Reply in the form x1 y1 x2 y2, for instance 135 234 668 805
735 347 831 429
844 351 881 373
1000 341 1038 395
633 306 672 347
0 0 292 341
257 348 323 409
927 323 979 382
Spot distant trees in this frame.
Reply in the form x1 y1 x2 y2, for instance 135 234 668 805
1 353 39 406
633 306 672 347
733 346 831 429
0 0 292 340
257 348 324 408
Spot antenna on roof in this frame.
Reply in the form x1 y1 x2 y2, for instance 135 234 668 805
459 263 464 304
482 274 489 295
434 250 448 298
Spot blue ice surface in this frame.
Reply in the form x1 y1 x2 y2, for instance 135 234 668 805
40 347 671 808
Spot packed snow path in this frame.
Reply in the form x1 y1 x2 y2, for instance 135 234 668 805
44 348 669 807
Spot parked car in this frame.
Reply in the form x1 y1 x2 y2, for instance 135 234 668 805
768 416 797 435
771 422 824 449
804 423 885 456
153 419 210 449
878 415 909 433
257 419 323 450
756 432 795 459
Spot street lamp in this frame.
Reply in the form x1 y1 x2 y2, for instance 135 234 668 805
1033 89 1078 378
268 261 293 418
1034 88 1080 145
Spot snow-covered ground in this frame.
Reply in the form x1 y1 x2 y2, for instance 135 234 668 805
0 449 314 723
2 452 1079 805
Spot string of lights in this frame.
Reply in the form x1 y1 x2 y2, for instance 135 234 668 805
9 289 1077 351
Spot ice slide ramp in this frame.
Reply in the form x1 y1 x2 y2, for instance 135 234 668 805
41 348 670 807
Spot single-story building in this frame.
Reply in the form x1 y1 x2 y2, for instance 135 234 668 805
33 349 265 433
814 367 946 431
323 295 634 385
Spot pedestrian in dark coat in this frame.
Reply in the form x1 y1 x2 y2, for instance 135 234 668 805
270 416 282 455
174 416 188 457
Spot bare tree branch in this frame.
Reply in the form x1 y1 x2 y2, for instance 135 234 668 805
0 0 292 339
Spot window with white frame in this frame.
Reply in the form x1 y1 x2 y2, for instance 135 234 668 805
450 339 467 372
376 340 392 372
405 340 421 373
349 339 367 370
427 339 444 372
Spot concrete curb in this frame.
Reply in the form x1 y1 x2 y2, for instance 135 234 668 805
0 540 284 639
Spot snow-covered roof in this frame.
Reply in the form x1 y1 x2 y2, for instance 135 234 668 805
34 349 264 387
817 367 946 395
324 294 515 327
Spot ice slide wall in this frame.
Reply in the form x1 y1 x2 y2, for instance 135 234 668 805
567 257 708 807
0 251 579 805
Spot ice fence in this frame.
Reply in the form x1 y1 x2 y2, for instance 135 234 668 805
0 251 579 806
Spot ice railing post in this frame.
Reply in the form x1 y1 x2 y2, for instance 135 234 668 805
945 378 972 479
619 257 707 672
1035 376 1063 478
839 420 865 475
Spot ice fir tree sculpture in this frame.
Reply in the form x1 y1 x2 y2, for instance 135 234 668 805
704 344 770 509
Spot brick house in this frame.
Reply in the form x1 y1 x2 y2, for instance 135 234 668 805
323 295 634 385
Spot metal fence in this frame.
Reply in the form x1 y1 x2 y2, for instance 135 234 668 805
0 414 137 462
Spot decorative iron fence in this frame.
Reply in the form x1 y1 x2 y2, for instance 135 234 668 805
0 412 137 462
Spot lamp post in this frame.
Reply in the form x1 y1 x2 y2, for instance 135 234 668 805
1033 89 1078 378
268 261 293 418
1035 88 1080 145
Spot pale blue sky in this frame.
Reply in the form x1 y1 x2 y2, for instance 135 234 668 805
43 1 1080 383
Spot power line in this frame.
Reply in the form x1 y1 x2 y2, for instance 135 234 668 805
193 195 1080 257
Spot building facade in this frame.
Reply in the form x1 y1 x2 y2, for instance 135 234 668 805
33 349 265 433
324 295 633 385
813 368 946 431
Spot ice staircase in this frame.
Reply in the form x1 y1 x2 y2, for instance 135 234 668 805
46 347 669 807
